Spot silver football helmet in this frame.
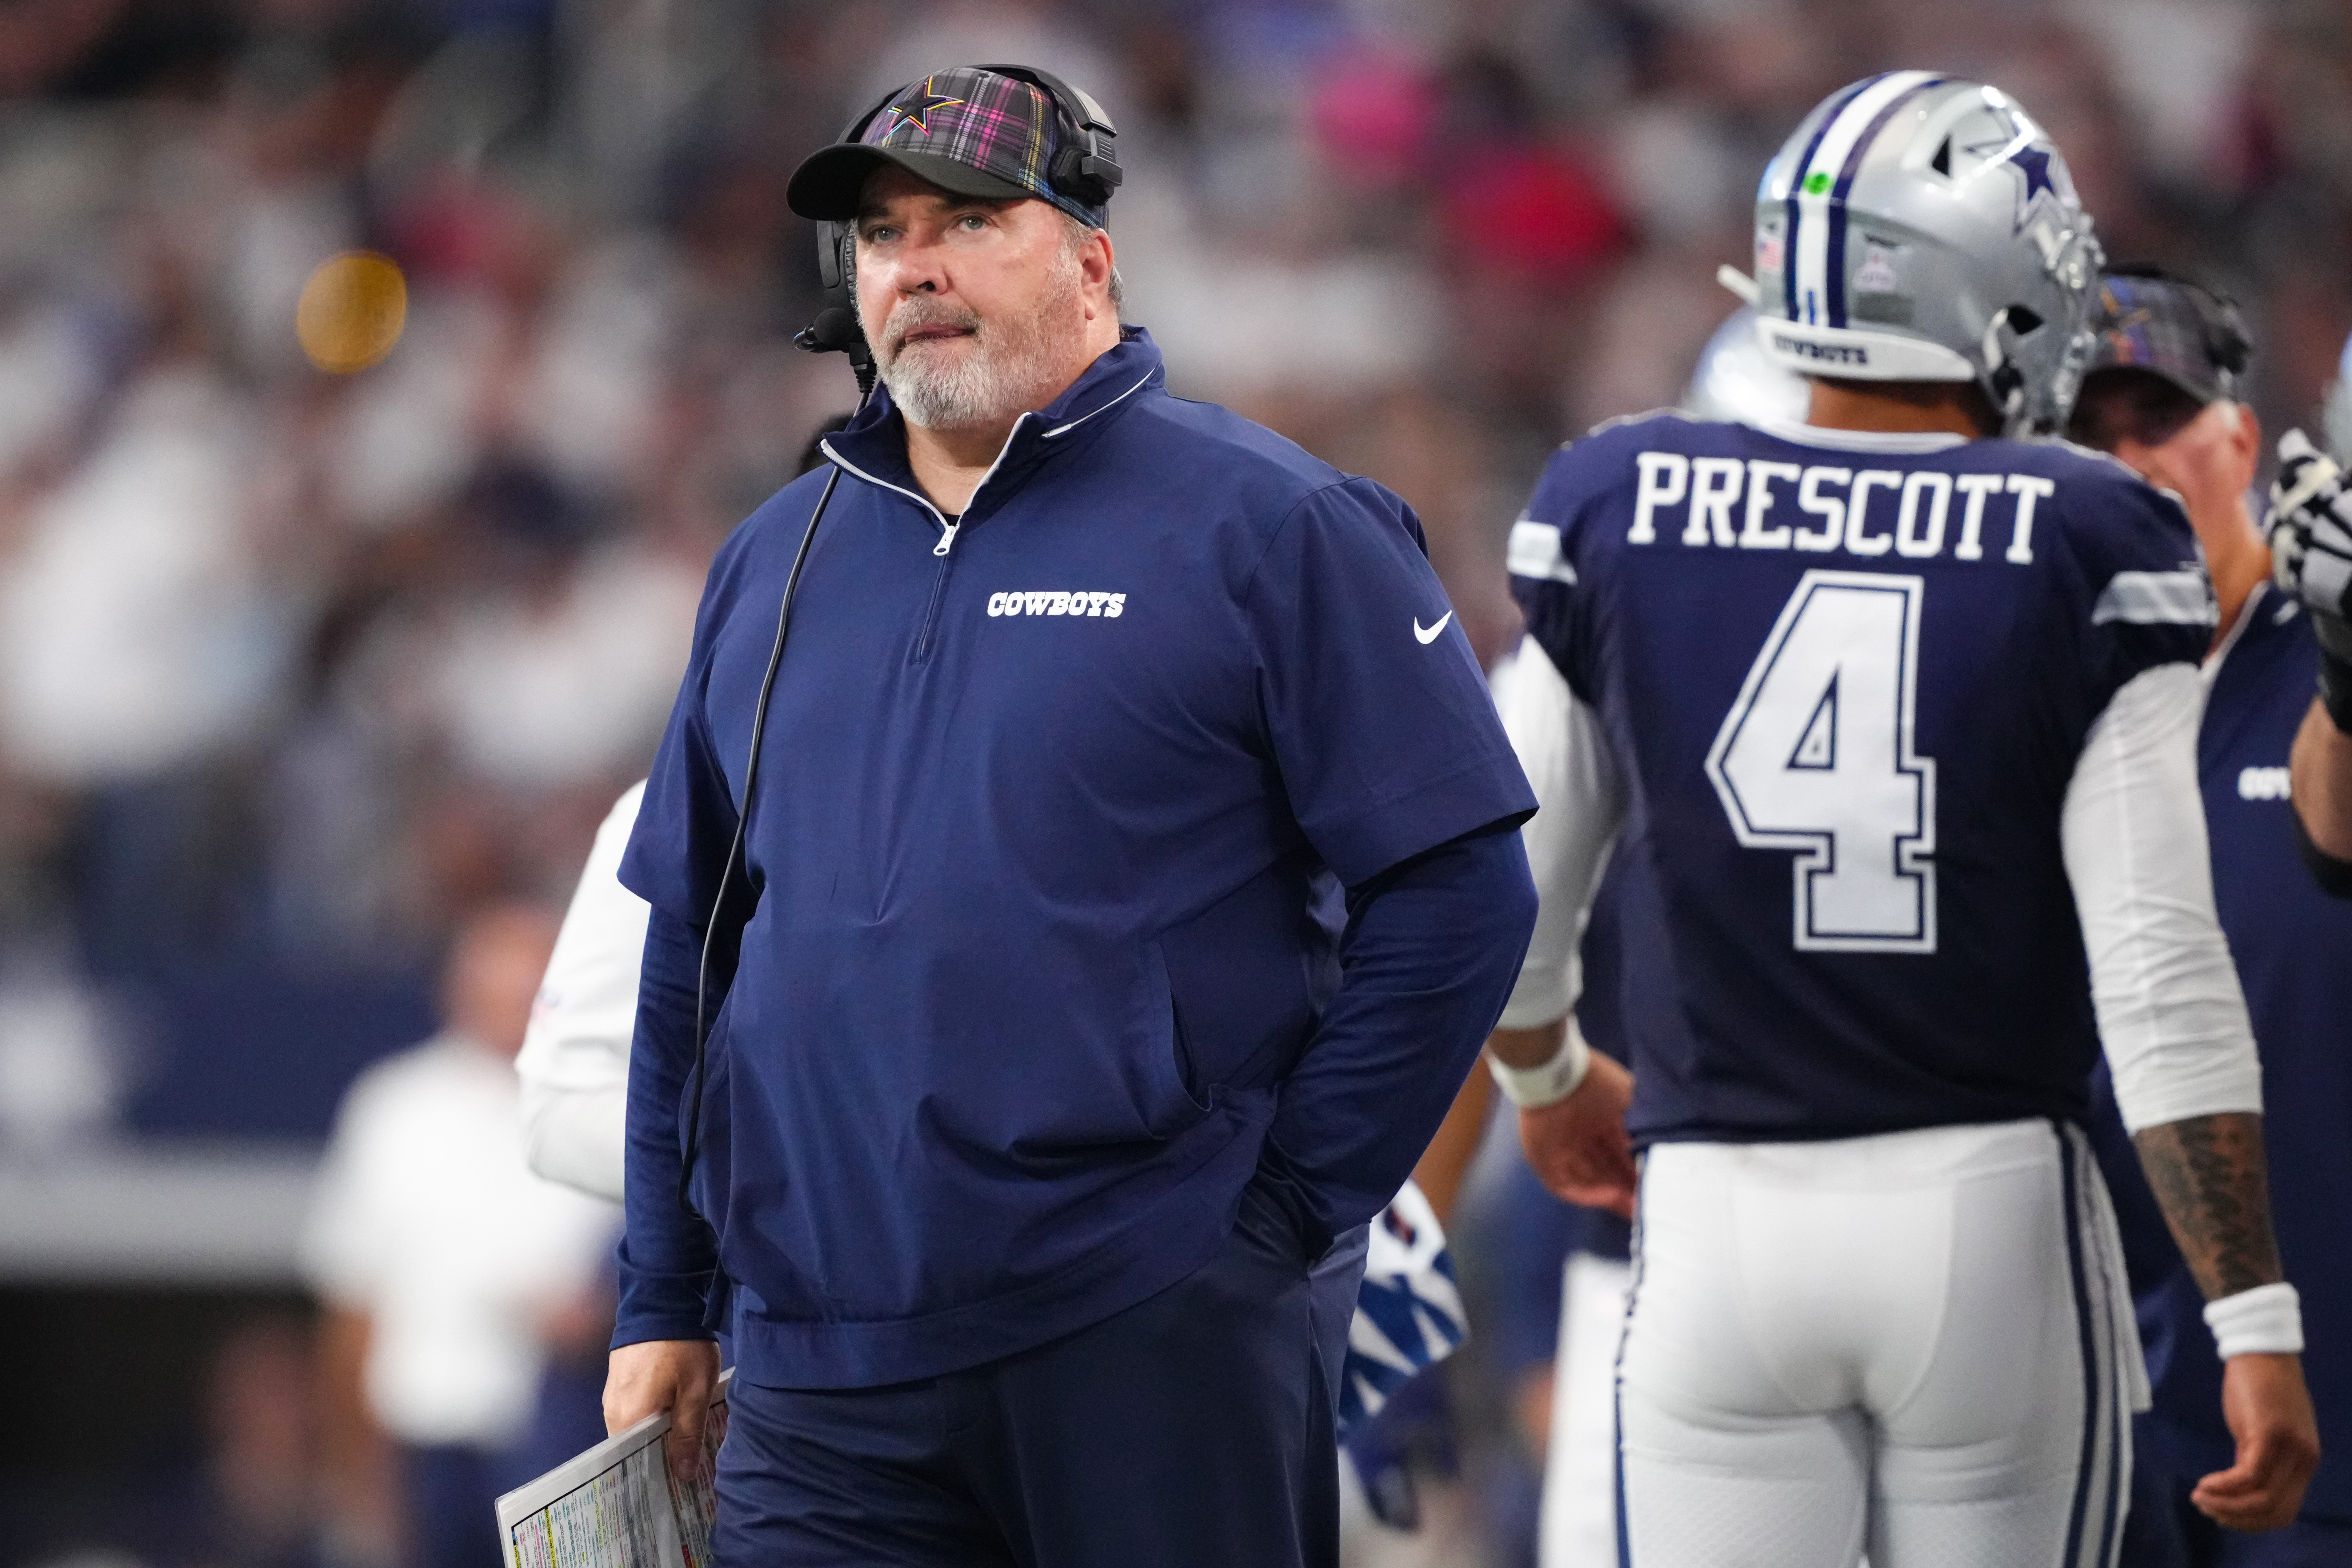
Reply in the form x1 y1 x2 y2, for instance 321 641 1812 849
1736 72 2104 437
1684 306 1811 426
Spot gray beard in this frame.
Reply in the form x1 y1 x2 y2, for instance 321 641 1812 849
870 262 1082 431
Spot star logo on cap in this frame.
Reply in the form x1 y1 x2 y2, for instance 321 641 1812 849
885 78 965 137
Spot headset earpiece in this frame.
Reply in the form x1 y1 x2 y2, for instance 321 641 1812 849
797 217 872 393
816 222 849 298
1049 143 1120 209
975 62 1123 210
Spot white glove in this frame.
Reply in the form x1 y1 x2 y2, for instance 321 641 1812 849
2269 429 2352 730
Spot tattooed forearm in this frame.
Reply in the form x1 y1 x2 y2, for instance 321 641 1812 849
2131 1111 2283 1300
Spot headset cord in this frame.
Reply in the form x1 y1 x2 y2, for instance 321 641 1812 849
676 458 847 1217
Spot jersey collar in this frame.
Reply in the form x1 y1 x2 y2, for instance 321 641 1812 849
825 328 1165 524
1750 415 1972 454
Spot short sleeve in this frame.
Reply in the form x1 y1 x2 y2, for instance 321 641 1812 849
1508 442 1610 705
1242 477 1535 887
2055 470 2214 711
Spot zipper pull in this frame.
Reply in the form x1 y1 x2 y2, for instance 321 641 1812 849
934 519 960 557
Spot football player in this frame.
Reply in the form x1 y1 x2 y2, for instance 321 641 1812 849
1486 73 2317 1565
1504 304 1806 1567
2067 269 2352 1563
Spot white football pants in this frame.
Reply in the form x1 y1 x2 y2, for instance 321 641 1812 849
1542 1251 1633 1567
1614 1119 2146 1568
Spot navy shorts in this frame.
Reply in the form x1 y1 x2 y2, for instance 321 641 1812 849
712 1183 1362 1567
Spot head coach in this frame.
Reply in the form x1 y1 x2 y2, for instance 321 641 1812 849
602 64 1539 1566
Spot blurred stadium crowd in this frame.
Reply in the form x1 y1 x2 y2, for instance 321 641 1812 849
1 0 2350 1563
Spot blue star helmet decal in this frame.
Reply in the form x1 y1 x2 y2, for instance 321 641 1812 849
1963 132 2067 232
2007 143 2059 207
885 79 966 138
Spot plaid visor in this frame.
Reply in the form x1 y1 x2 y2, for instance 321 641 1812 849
787 67 1106 229
2084 270 2245 406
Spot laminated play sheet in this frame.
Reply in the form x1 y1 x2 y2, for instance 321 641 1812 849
497 1368 731 1568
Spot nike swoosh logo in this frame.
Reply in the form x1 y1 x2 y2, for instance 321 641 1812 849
1414 611 1454 645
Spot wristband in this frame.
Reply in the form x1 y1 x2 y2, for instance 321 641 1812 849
1486 1018 1592 1109
2204 1281 2304 1360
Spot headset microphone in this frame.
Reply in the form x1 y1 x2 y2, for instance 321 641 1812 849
795 304 873 390
795 219 875 397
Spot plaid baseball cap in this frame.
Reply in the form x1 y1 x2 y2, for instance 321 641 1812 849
2084 266 2250 405
787 67 1108 229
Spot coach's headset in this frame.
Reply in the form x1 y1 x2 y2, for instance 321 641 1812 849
679 66 1122 1216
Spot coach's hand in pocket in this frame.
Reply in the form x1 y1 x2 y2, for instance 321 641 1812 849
1519 1051 1637 1218
607 1338 722 1482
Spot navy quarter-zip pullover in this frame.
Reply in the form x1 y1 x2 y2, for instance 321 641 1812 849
614 329 1538 1389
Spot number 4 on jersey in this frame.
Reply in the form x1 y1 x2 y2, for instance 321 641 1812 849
1706 571 1938 953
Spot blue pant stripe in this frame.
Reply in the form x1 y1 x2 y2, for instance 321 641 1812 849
2083 1127 2129 1568
2057 1127 2105 1568
1614 1156 1648 1568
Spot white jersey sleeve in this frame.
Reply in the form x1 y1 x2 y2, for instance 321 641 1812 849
2061 662 2263 1131
1491 635 1626 1030
516 780 649 1201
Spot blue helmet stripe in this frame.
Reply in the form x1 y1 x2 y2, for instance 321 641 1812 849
1824 77 1948 328
1783 74 1883 324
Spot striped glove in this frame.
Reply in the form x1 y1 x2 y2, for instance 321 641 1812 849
1340 1180 1468 1531
1340 1180 1468 1435
2270 429 2352 731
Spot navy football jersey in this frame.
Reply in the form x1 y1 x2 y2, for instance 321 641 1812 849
2090 585 2352 1518
1510 413 2209 1144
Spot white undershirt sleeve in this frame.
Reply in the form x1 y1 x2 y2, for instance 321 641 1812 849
2061 662 2263 1132
1490 635 1626 1030
516 781 649 1202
